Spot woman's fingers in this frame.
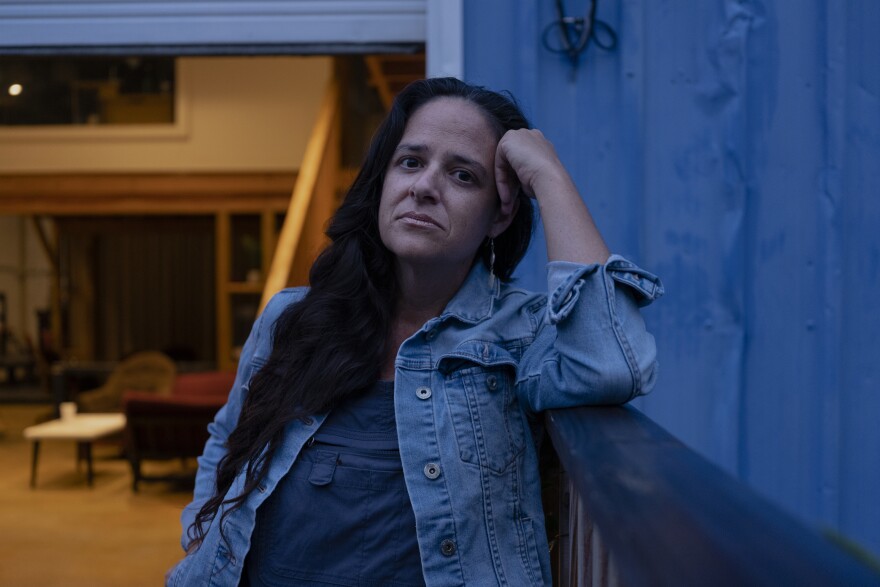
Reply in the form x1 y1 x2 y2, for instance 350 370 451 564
495 128 566 203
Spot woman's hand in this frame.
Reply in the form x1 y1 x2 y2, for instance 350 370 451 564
495 128 573 217
494 127 610 265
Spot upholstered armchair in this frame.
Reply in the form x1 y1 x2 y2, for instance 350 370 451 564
76 351 176 413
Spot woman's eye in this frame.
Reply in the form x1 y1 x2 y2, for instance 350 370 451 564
454 170 474 183
400 157 420 169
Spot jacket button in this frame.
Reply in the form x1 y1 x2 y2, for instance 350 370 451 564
425 329 437 341
486 375 498 390
416 386 432 400
423 463 441 479
440 539 456 556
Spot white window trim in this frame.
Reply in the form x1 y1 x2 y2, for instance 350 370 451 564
426 0 463 79
0 1 427 48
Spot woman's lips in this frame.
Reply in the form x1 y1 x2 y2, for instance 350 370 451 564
400 212 442 229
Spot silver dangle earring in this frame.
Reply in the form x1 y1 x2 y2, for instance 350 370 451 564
488 238 497 288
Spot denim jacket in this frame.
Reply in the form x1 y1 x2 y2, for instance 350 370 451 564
168 255 662 587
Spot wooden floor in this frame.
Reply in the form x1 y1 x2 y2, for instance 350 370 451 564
0 404 192 586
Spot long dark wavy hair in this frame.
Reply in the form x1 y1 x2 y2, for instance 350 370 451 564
189 77 534 545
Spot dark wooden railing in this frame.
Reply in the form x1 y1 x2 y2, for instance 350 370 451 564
545 405 880 586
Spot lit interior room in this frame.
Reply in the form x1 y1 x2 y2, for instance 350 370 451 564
0 53 424 585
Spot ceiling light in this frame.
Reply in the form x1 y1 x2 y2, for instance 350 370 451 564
8 83 23 96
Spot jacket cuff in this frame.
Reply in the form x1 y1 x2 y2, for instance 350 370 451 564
547 255 664 324
605 254 665 306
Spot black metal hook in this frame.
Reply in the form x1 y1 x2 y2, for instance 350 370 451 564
542 0 618 77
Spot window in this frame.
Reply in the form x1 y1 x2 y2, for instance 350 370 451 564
0 57 175 126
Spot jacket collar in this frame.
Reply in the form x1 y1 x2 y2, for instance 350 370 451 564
439 261 499 324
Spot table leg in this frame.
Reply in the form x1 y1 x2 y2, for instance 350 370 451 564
30 441 40 488
79 442 95 487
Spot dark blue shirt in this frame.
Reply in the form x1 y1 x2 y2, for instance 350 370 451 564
243 381 425 586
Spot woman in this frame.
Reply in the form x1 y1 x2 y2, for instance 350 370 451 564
168 77 662 586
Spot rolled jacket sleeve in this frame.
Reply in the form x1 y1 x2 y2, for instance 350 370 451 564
517 255 663 412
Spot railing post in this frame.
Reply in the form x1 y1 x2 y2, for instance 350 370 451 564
558 474 619 587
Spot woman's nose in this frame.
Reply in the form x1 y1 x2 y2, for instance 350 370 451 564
409 166 441 202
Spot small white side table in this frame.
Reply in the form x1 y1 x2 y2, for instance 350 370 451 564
23 414 126 488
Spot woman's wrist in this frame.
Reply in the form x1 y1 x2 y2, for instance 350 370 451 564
534 176 610 264
532 173 580 209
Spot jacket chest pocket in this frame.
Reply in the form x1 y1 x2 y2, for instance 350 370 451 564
440 345 526 475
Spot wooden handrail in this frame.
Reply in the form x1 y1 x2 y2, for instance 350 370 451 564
545 405 880 586
260 78 339 312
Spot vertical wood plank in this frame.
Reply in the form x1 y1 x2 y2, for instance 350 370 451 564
838 0 880 556
260 210 276 284
215 212 231 371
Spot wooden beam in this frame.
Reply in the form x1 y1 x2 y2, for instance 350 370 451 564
364 54 425 112
0 172 296 215
364 56 394 111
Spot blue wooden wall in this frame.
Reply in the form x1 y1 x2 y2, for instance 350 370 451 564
464 0 880 557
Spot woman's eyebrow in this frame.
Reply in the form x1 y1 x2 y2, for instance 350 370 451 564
395 143 426 154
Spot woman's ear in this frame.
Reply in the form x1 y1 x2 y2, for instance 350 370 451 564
488 195 520 238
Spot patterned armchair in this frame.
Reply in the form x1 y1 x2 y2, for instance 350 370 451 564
76 351 176 413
